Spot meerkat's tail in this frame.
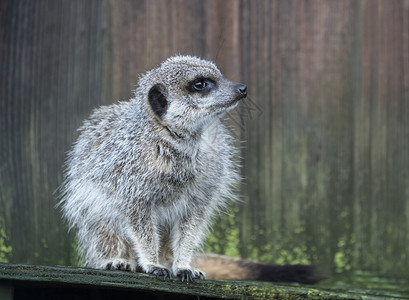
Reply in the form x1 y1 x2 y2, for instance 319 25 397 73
193 254 326 284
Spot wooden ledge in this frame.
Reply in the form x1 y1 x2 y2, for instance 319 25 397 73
0 264 408 299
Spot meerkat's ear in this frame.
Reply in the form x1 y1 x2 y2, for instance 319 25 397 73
148 84 168 117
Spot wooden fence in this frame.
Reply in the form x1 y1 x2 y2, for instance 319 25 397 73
1 0 408 277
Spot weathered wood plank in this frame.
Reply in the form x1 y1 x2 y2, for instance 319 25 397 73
1 264 408 299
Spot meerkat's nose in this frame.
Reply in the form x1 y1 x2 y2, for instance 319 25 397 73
235 84 247 99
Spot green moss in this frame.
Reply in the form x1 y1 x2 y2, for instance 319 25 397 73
70 238 82 267
206 200 317 268
0 218 12 263
205 205 240 257
334 232 353 273
274 246 311 266
41 238 48 249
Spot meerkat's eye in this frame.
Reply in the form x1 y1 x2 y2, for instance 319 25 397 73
193 80 207 91
188 78 215 93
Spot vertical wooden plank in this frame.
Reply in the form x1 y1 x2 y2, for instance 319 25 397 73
403 0 409 267
108 0 148 103
375 0 409 275
0 0 108 265
237 0 360 272
352 0 409 275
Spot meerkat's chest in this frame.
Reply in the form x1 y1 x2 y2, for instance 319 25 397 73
158 152 205 187
154 142 220 185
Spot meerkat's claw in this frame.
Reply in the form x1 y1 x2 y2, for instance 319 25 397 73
148 266 172 281
175 268 206 282
105 262 132 271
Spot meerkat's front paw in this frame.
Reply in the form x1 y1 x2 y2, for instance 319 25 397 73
174 267 206 282
146 265 172 280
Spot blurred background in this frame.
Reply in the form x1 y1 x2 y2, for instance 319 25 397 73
1 0 408 278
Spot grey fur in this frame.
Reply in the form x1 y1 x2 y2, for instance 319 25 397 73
59 56 246 281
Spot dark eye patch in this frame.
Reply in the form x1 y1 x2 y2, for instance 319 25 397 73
187 77 216 94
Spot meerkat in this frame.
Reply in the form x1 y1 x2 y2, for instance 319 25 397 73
59 55 323 283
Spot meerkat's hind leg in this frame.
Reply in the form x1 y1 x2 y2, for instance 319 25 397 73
104 258 134 271
79 225 137 272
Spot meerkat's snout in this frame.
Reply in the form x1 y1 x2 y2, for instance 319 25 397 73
235 83 247 100
215 81 247 112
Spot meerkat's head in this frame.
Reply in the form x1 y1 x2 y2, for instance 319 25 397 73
136 55 247 138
